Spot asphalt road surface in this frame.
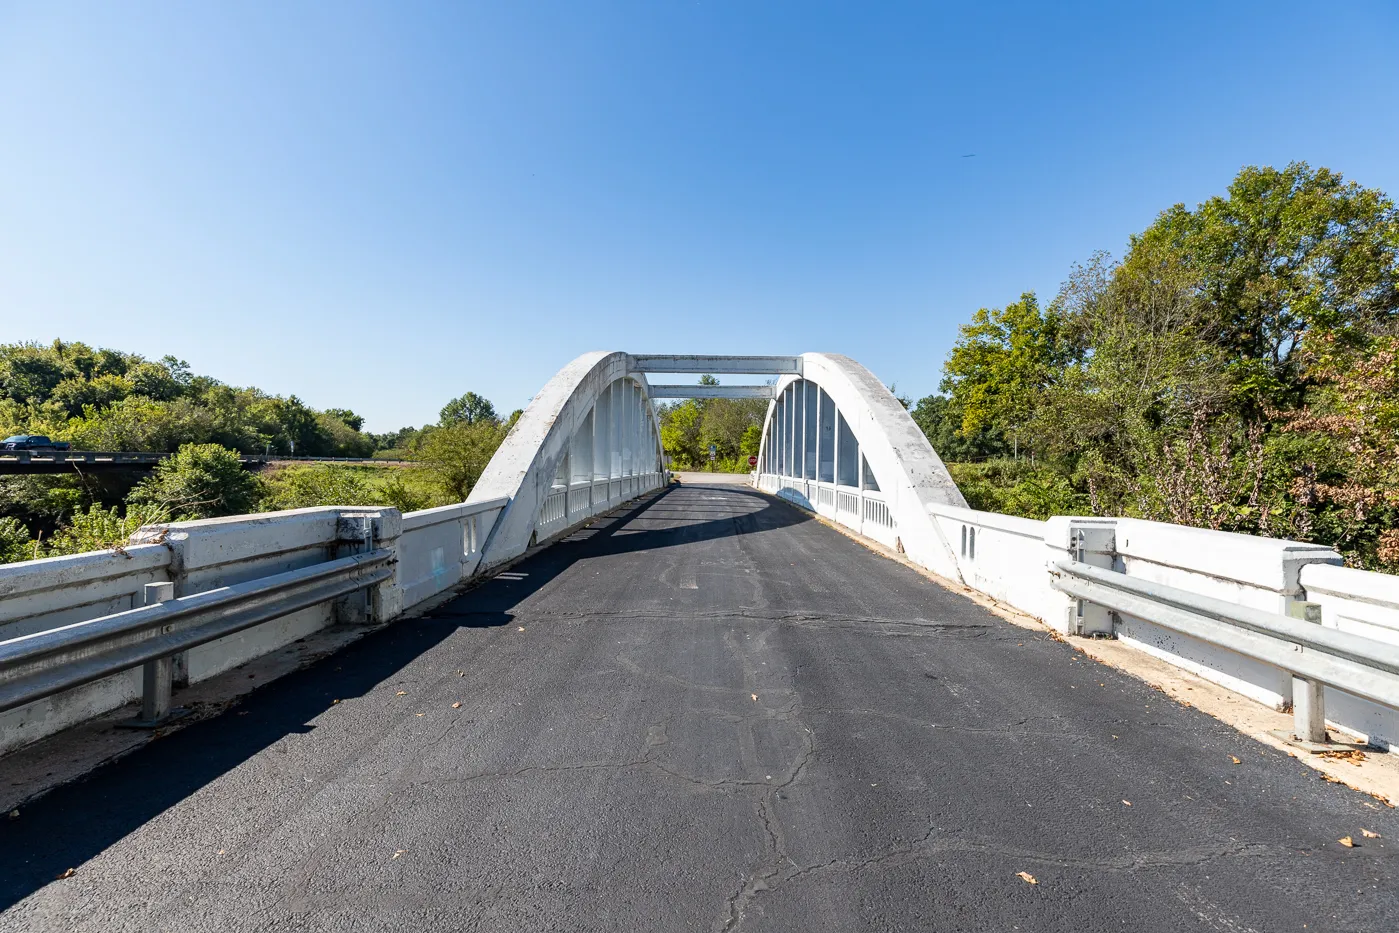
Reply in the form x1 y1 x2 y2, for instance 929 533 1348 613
2 483 1396 932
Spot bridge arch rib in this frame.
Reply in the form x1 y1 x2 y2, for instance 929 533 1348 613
467 352 666 567
466 350 967 577
755 353 967 578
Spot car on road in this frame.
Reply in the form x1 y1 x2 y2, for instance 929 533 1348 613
1 434 72 451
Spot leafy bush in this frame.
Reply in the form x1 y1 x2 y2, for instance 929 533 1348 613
947 460 1088 520
413 420 511 502
43 503 169 557
259 463 440 513
128 443 263 519
259 465 377 511
0 516 35 563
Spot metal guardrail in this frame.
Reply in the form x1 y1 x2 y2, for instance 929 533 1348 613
0 549 393 723
1051 558 1399 742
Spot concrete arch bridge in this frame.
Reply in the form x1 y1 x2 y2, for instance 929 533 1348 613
469 351 967 578
4 351 1399 930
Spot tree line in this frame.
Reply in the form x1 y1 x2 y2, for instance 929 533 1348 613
656 375 766 472
0 376 521 563
911 162 1398 572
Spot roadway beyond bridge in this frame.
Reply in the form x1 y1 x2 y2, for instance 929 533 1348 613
3 482 1397 931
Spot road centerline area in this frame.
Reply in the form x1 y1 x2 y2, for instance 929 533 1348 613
2 482 1396 932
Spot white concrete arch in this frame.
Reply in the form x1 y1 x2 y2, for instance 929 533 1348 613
755 353 967 579
467 352 666 567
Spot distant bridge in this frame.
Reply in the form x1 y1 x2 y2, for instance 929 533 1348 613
0 451 413 474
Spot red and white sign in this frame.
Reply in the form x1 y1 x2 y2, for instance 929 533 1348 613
747 456 758 467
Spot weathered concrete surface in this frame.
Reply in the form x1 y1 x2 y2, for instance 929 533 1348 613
2 484 1396 931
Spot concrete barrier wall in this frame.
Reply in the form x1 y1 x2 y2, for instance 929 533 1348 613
927 503 1052 620
397 499 506 610
0 498 512 757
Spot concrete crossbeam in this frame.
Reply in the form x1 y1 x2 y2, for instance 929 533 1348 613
648 384 774 399
629 355 801 375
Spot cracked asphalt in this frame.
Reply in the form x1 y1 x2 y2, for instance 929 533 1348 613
2 482 1398 931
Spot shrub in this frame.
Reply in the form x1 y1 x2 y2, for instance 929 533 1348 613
128 443 262 519
0 516 36 564
44 502 169 557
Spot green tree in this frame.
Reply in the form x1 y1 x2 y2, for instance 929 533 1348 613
910 394 1004 461
128 443 263 519
413 420 510 501
1121 162 1399 409
439 391 498 426
940 292 1066 450
260 465 376 511
658 400 704 468
323 408 366 431
0 516 35 563
44 502 170 557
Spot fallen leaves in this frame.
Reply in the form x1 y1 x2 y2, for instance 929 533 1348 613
6 809 17 820
1016 871 1038 885
56 868 75 880
1319 749 1367 765
517 626 525 632
392 849 406 859
1122 800 1132 807
452 702 462 709
1362 828 1380 838
751 693 758 702
396 691 407 697
1230 756 1242 765
1339 836 1355 848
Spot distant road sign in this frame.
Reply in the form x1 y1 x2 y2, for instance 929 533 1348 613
747 455 758 467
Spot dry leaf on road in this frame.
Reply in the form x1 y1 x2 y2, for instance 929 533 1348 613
56 868 75 880
751 693 758 702
1230 756 1241 764
393 849 406 859
1016 871 1037 885
396 691 407 696
452 702 462 709
1339 836 1355 847
1361 829 1380 838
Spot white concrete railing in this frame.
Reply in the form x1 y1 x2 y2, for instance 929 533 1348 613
759 474 898 549
398 497 508 611
535 472 666 542
0 497 511 756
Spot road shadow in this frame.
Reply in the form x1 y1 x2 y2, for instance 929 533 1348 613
0 482 807 910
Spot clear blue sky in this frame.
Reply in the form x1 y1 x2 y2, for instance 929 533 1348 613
3 2 1397 432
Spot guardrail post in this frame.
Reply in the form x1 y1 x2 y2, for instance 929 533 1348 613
1287 600 1328 742
1044 517 1117 636
118 582 186 729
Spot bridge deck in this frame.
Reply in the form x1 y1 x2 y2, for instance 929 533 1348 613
3 483 1396 931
